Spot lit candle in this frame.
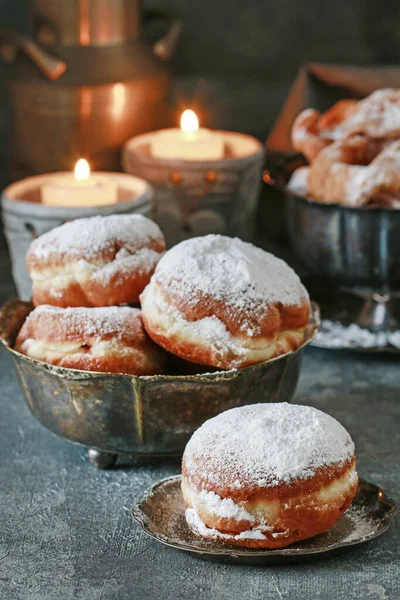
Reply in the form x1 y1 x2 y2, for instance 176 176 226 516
151 110 225 161
41 159 118 207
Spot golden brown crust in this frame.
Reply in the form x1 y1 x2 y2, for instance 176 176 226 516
26 215 166 308
292 108 332 163
30 266 160 309
164 287 310 340
291 92 397 162
291 90 400 207
182 459 358 549
142 313 306 370
308 136 400 207
317 99 359 131
187 497 356 549
181 402 357 548
182 457 355 503
140 234 311 371
141 284 310 370
15 305 165 376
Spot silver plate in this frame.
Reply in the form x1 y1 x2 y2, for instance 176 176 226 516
132 475 396 565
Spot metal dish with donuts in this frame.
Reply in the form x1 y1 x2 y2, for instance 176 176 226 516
0 298 320 468
265 88 400 351
265 151 400 350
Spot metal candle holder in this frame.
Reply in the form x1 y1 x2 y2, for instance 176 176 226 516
1 172 153 300
123 131 265 247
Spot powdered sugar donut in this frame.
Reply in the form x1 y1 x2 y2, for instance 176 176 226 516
286 166 311 197
182 403 358 549
339 88 400 140
307 136 400 207
27 214 165 308
140 235 310 370
292 89 400 164
15 305 166 376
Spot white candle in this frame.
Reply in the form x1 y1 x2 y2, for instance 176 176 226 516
41 159 118 207
151 110 224 161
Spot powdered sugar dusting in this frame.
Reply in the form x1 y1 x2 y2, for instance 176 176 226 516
29 304 145 341
29 214 163 261
183 403 354 490
186 508 268 541
344 89 400 139
142 283 247 358
287 166 310 197
347 139 400 206
341 505 376 542
186 500 376 544
316 319 400 350
141 281 307 368
197 489 255 522
78 247 163 286
152 235 309 313
318 89 400 141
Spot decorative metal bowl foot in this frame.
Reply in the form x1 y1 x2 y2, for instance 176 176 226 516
88 449 118 469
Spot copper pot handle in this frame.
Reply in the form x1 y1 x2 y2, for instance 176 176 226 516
0 27 67 81
143 12 182 61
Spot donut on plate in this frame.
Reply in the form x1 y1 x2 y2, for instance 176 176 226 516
15 305 165 376
27 214 165 308
140 235 311 370
182 403 358 549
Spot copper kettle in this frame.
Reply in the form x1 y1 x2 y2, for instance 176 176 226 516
0 0 182 179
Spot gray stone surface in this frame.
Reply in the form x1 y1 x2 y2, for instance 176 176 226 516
1 344 399 600
0 231 399 599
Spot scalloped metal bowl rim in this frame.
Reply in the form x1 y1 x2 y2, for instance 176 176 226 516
132 475 397 557
0 303 320 382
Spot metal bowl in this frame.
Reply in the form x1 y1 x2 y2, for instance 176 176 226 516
0 299 319 467
265 153 400 332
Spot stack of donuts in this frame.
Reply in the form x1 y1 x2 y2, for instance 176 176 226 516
16 214 167 376
14 215 359 551
15 214 312 375
288 88 400 208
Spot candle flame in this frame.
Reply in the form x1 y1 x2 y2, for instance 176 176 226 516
180 109 199 133
74 159 90 181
